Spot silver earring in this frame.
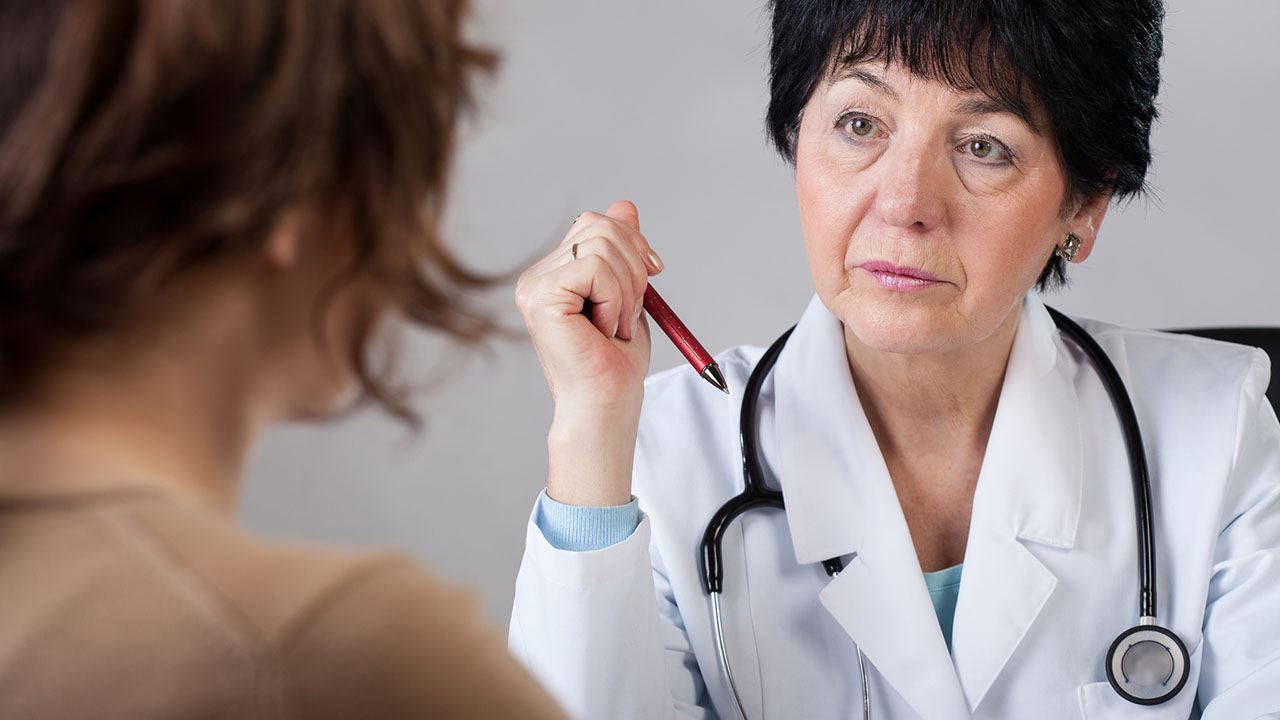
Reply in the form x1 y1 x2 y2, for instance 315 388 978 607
1056 232 1082 262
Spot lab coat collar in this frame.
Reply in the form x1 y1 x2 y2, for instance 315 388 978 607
971 290 1083 550
772 291 1083 716
951 292 1083 711
771 294 876 565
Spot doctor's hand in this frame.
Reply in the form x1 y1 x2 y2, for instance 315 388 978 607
515 200 662 506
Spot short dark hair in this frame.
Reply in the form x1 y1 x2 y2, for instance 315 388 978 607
0 0 494 417
765 0 1164 290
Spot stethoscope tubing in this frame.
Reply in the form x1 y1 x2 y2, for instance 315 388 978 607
1044 307 1158 619
710 589 873 720
698 327 793 596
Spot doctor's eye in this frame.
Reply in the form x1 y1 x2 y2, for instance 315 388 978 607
958 136 1015 165
835 112 885 141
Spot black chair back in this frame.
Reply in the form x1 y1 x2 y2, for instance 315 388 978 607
1170 328 1280 410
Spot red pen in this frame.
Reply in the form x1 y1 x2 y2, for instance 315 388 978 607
643 285 729 394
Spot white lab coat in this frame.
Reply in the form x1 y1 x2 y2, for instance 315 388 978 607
510 293 1280 719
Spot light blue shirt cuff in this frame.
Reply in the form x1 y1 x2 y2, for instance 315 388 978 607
534 489 641 552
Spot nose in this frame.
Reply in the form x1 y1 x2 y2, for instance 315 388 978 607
873 137 947 231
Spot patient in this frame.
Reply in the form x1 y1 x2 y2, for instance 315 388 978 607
0 0 565 717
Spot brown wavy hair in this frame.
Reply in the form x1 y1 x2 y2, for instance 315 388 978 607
0 0 495 419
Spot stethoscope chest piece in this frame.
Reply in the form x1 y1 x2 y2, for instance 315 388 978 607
1105 621 1191 705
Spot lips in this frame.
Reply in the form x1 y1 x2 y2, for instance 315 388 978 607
857 260 942 282
855 258 947 289
860 258 942 279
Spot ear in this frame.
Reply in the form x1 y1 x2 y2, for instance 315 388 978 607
263 211 304 269
1063 191 1111 264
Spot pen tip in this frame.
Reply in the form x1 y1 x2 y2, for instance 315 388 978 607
701 363 729 395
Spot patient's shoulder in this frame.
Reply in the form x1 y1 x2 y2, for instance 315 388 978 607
278 554 565 719
118 495 567 718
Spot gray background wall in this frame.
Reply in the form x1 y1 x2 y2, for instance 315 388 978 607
239 0 1280 624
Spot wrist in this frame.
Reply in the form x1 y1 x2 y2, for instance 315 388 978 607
546 406 641 507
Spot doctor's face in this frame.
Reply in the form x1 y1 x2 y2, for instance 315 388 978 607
794 61 1093 355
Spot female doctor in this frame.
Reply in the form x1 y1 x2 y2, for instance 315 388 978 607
510 0 1280 717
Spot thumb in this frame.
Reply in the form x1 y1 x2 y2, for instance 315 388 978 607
605 200 640 232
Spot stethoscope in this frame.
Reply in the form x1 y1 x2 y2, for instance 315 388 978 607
698 307 1190 720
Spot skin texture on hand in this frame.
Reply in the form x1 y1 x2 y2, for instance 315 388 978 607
515 201 662 507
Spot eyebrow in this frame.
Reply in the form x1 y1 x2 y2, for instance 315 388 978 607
953 97 1039 131
829 67 900 101
830 66 1042 135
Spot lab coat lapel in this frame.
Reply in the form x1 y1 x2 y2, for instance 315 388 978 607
773 296 970 720
951 293 1083 713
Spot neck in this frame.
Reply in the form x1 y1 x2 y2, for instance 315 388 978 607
844 308 1020 466
0 295 277 514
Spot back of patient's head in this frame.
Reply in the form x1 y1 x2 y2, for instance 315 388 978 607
0 0 493 415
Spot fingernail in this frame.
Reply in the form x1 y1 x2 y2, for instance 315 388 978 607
646 249 664 272
570 213 581 228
